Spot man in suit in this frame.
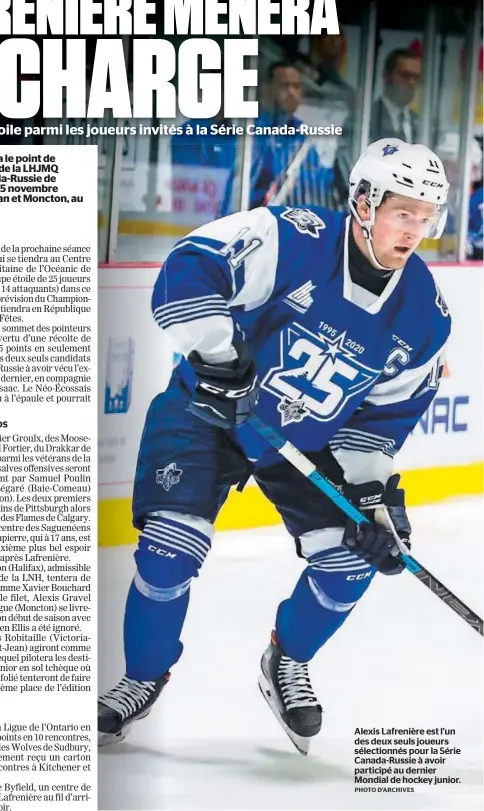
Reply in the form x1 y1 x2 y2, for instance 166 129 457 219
332 48 421 208
371 48 421 142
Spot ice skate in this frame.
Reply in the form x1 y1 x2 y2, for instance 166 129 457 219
258 632 322 755
98 673 170 746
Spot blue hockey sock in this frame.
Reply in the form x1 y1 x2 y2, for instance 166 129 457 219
124 578 189 681
123 515 212 681
275 547 376 662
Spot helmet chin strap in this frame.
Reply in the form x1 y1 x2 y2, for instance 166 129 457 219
349 197 403 273
361 223 403 272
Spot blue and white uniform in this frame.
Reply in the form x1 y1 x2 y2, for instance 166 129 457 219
125 204 450 680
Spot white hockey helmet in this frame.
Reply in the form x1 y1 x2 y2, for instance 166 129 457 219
348 139 450 268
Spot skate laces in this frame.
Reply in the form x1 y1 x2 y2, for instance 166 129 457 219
278 657 319 712
99 676 157 721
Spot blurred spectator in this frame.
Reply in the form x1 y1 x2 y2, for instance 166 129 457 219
262 61 304 122
251 61 304 206
296 34 355 107
251 61 332 207
371 48 421 142
170 61 332 218
331 47 421 209
435 131 483 259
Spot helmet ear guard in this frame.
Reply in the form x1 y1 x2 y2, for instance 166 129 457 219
348 181 375 238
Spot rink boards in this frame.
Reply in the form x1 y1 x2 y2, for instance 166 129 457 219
98 263 483 547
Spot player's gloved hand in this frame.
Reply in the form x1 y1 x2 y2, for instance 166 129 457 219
342 474 411 575
186 342 259 429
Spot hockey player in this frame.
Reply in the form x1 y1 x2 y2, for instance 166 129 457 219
98 139 450 754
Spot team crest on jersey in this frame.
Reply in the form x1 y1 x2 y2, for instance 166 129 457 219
156 462 183 491
262 323 380 425
280 207 326 238
283 280 316 314
382 144 399 156
277 397 311 426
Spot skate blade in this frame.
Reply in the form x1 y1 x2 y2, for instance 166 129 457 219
98 728 128 747
258 674 311 756
98 709 151 748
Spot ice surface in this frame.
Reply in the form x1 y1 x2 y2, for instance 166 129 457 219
98 497 484 810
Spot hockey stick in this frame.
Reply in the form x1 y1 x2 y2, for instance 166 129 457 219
266 140 313 205
248 413 483 637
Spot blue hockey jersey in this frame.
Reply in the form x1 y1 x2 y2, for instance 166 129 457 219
151 206 451 484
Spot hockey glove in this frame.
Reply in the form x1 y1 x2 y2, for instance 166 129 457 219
186 342 260 429
342 474 411 575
